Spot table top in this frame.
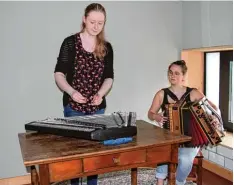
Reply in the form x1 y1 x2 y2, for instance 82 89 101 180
18 120 191 166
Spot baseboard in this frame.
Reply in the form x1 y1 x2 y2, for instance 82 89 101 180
0 174 30 185
202 159 233 182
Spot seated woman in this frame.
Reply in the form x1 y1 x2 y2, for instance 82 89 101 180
148 60 220 185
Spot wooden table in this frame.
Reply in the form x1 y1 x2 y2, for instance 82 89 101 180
18 120 191 185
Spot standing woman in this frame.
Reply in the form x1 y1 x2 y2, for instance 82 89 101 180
54 3 114 185
148 60 220 185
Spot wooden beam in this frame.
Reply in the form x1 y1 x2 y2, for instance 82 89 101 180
181 50 204 93
0 174 30 185
183 45 233 52
202 159 233 182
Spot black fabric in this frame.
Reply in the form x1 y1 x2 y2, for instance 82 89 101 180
161 87 194 113
161 87 194 114
161 87 194 132
163 88 179 102
54 34 114 110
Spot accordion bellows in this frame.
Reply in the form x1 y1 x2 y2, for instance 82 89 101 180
164 97 225 147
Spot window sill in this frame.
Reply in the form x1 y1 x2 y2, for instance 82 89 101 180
220 131 233 149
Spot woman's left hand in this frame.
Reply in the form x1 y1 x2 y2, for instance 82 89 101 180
91 93 103 105
209 115 221 130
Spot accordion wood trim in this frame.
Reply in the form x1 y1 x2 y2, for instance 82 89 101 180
189 102 222 145
165 98 224 147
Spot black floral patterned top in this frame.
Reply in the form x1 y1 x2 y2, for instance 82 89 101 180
54 33 114 114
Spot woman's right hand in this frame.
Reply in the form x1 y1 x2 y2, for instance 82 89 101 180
70 91 87 104
154 112 168 127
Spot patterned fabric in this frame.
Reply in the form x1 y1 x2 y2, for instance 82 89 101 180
69 33 104 114
54 34 114 110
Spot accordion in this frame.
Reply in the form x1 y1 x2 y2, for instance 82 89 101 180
165 97 225 147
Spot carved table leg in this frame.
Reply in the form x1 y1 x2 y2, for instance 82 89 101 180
39 164 50 185
31 166 39 185
131 168 137 185
168 144 179 185
168 163 176 185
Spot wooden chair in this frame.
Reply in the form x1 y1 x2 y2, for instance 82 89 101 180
140 149 203 185
170 149 203 185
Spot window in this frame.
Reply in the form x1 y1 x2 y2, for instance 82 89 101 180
229 61 233 122
204 50 233 132
205 52 220 107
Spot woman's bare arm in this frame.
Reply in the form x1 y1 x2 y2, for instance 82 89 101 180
54 72 86 103
148 90 164 121
190 89 220 112
97 78 113 97
54 72 75 95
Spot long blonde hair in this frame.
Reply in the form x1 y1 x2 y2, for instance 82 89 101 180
81 3 107 59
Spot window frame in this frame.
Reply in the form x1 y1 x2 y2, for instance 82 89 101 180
204 50 233 132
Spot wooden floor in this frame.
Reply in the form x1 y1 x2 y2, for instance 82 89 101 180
202 169 233 185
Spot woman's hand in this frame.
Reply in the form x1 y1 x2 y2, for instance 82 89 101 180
70 91 87 104
209 115 222 130
91 93 103 105
154 112 168 127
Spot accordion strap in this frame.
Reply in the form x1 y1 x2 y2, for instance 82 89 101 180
164 87 194 104
177 87 194 104
164 88 178 102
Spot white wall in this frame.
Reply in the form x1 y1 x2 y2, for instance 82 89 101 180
182 1 202 49
1 1 232 179
0 1 183 178
182 1 233 49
